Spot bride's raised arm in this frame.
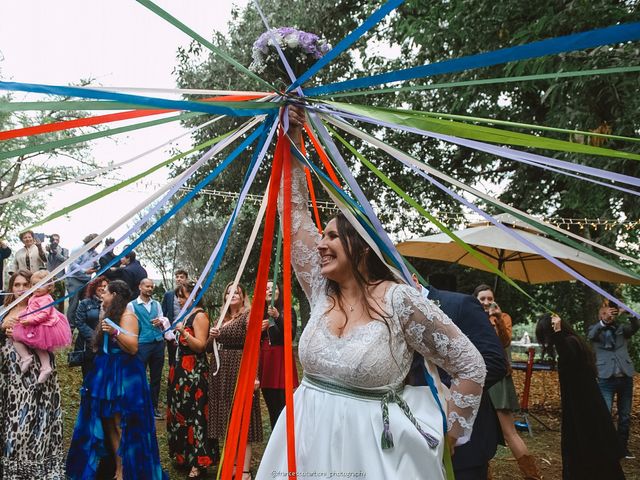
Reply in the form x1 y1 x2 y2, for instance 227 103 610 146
278 107 325 303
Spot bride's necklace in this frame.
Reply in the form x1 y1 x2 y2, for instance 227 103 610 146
341 296 359 313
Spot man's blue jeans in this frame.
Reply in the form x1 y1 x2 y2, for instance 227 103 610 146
137 340 165 410
598 376 633 454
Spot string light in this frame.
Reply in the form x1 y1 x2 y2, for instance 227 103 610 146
126 180 638 229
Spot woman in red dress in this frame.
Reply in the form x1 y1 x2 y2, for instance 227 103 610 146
259 281 299 429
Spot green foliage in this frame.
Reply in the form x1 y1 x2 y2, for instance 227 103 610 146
174 1 640 330
0 84 99 239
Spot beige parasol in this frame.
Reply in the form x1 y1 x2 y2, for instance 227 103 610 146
396 213 640 284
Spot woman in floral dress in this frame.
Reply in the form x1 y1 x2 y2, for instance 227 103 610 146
167 281 216 478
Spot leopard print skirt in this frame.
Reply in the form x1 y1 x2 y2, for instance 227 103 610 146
0 337 65 479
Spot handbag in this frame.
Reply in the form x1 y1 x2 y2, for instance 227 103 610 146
67 334 87 367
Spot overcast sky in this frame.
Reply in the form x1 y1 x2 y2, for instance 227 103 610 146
1 0 250 258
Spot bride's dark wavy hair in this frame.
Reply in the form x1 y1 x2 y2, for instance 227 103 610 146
93 280 132 351
325 213 398 328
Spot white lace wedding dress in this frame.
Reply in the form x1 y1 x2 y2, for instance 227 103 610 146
256 162 485 480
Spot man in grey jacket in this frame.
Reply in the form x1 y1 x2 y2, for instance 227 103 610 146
588 300 639 459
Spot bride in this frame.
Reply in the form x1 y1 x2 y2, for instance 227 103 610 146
256 107 486 479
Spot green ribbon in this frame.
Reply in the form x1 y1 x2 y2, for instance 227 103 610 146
327 125 550 311
324 66 640 98
0 112 201 161
408 111 640 145
136 0 275 92
26 129 235 230
327 117 640 282
324 101 640 162
268 222 283 327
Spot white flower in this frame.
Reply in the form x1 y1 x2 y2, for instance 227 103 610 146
285 33 299 49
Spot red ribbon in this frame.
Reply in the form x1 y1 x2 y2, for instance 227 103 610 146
220 130 286 479
0 94 265 141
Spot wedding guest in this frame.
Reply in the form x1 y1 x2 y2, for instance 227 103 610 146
9 230 46 274
0 270 66 478
11 269 72 383
162 269 189 367
536 313 624 479
588 299 639 459
259 280 299 429
66 280 167 480
1 239 12 290
127 278 165 419
99 237 118 280
75 275 109 377
65 233 101 330
474 284 540 479
45 233 69 279
117 251 148 301
208 282 262 480
167 281 216 478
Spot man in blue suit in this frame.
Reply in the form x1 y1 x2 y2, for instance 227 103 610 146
161 269 189 368
409 275 507 480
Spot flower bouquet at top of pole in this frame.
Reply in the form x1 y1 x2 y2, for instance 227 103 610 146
249 27 330 90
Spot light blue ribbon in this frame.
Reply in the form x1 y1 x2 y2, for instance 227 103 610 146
102 317 138 354
166 115 279 331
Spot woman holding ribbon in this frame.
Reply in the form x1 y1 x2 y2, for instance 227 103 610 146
0 270 66 479
256 108 486 479
167 281 216 478
259 280 299 429
66 279 166 480
208 282 262 480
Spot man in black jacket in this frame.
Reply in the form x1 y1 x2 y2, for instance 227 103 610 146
409 277 507 480
0 239 11 291
161 269 189 367
116 251 148 301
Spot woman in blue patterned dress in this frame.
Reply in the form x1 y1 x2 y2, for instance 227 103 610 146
66 280 167 480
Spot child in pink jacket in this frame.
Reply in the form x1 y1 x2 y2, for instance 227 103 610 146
13 270 72 383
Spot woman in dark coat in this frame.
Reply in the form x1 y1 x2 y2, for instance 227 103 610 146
536 313 624 480
75 275 108 377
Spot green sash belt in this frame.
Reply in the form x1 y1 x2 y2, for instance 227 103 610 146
302 374 439 450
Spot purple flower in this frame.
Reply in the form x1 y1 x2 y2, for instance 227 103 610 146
249 27 331 74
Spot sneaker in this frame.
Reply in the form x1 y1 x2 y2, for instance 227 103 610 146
154 409 164 420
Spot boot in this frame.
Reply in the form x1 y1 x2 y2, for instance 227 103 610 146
517 454 542 480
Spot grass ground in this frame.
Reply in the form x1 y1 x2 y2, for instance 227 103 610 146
59 353 639 479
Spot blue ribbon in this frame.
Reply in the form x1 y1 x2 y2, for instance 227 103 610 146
167 115 278 329
422 364 448 434
306 22 640 96
289 0 405 91
288 141 408 277
0 81 277 117
94 121 269 281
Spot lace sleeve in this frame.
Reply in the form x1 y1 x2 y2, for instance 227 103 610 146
394 285 486 444
279 157 325 303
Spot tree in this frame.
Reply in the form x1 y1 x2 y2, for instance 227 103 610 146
174 0 640 331
173 0 370 325
0 79 100 239
354 0 640 329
